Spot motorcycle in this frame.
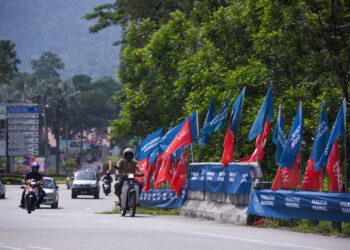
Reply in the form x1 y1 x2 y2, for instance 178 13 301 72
102 179 111 196
120 173 143 217
22 179 40 214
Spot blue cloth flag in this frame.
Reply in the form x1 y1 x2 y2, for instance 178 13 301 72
315 100 346 171
248 85 274 141
199 100 216 146
230 88 245 134
279 102 304 169
135 128 164 161
273 105 287 165
201 94 229 135
309 102 330 162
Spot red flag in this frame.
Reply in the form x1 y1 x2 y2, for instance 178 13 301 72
326 141 342 192
138 158 149 174
271 154 300 191
153 155 163 181
136 158 149 185
239 122 270 162
301 159 322 191
143 162 154 192
171 148 188 196
163 118 192 158
154 155 173 189
221 128 234 166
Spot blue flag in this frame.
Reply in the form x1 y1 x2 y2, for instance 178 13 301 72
199 100 216 146
273 105 287 165
309 102 330 162
135 128 164 161
189 111 199 142
279 102 304 169
248 85 274 141
201 94 229 134
230 88 245 134
315 100 346 171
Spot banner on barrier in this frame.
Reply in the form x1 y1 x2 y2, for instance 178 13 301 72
139 188 187 209
189 163 252 194
247 189 350 222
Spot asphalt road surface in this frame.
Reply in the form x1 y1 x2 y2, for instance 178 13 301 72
0 184 349 250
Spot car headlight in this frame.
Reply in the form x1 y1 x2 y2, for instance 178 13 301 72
90 184 97 187
72 184 79 188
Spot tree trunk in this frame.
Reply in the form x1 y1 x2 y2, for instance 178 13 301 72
65 123 69 160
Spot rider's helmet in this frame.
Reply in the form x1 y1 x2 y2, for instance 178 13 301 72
123 148 134 161
31 162 40 171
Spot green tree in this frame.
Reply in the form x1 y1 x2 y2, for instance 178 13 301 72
0 40 20 85
31 52 64 80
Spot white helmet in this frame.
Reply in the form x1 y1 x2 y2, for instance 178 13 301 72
123 148 134 158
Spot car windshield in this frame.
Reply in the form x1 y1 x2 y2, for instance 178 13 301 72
43 179 54 189
75 172 95 180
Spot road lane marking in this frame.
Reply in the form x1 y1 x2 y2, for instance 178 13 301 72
193 232 330 250
0 246 25 250
28 246 53 250
97 220 112 224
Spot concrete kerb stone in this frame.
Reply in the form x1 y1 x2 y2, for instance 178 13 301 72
180 199 248 224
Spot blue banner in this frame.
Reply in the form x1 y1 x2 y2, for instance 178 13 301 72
139 188 187 209
247 189 350 222
188 163 252 194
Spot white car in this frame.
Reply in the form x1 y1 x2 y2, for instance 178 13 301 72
42 177 59 208
0 180 5 199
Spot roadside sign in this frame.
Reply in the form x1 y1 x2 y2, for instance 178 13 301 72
6 103 39 156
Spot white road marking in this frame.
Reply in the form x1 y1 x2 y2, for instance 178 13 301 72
193 232 330 250
0 246 25 250
27 246 53 250
97 220 112 224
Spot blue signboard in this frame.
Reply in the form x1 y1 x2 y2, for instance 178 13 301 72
188 163 252 194
139 188 187 209
247 189 350 222
7 105 39 113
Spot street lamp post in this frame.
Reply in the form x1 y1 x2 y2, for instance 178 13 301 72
44 99 49 170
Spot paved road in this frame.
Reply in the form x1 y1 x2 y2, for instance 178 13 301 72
0 185 349 250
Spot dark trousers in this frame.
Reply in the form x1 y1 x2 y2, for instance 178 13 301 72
21 188 45 206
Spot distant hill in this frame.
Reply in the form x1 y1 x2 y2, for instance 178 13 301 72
0 0 122 79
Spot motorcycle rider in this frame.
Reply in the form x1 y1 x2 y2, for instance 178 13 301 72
19 162 45 208
114 148 143 205
103 170 113 185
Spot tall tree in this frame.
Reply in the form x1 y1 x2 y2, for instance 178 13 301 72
0 40 20 85
31 52 64 80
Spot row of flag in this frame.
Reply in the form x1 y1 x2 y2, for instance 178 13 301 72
135 85 347 194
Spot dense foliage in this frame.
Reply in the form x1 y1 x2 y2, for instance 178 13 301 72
90 0 350 181
0 40 20 85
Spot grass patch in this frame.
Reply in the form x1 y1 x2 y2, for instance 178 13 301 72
97 207 180 216
259 218 350 237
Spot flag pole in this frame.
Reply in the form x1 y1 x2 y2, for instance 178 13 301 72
234 87 245 161
190 144 194 163
279 105 283 190
343 98 348 192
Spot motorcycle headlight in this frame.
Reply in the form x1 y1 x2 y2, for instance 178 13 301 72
128 173 135 179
